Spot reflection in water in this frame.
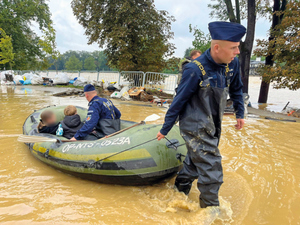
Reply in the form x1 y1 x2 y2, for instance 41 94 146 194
0 86 299 224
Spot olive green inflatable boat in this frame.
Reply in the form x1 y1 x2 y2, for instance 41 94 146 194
22 105 187 185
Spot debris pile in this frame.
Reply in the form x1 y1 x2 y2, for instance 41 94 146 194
0 70 175 103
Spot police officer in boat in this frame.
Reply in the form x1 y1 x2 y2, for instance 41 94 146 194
70 84 121 141
157 21 246 208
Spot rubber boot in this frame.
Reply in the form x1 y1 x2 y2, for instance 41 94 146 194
174 179 193 195
200 198 208 208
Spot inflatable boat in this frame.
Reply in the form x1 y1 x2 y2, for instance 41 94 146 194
22 106 187 185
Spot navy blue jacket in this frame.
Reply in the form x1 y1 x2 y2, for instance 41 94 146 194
74 96 121 140
160 49 244 135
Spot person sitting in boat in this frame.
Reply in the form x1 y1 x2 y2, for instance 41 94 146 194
70 84 121 141
38 110 60 135
60 105 84 139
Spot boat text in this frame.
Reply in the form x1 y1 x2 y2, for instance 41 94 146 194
62 137 131 153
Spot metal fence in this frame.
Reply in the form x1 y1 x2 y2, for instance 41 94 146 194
119 71 178 94
3 70 178 94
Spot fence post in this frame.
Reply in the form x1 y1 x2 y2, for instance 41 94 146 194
78 71 80 77
142 72 146 87
97 71 99 81
47 71 49 77
118 72 121 85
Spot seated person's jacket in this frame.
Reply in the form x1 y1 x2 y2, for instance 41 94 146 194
74 96 121 140
61 115 84 139
38 123 60 135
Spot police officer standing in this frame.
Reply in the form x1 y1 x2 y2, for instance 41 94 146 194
156 21 246 208
70 84 121 141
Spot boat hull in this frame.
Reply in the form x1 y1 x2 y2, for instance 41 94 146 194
23 106 187 185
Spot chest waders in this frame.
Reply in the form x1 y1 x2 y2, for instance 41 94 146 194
175 60 230 208
93 99 121 138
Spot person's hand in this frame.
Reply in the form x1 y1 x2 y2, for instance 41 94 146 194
235 119 244 130
70 137 77 141
156 132 165 141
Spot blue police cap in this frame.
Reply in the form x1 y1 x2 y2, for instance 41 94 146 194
208 21 246 42
84 84 96 92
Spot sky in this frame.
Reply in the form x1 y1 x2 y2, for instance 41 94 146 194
38 0 271 57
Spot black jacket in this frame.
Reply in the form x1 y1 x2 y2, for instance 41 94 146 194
61 115 83 139
38 123 60 135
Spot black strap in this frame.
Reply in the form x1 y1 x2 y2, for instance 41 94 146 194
193 59 230 87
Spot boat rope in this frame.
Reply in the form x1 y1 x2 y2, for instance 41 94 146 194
92 137 158 164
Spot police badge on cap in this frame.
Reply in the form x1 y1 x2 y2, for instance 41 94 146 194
208 21 246 42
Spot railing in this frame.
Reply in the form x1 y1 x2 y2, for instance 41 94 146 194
2 70 178 94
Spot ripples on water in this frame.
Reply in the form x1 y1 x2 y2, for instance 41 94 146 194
0 86 299 224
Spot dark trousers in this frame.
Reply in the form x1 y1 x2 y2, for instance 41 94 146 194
83 131 104 140
175 145 223 208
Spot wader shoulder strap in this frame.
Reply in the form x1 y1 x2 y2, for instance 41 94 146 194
193 60 230 87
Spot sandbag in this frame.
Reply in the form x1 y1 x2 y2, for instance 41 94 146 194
73 77 87 86
23 80 31 85
110 86 130 99
53 73 70 85
0 70 14 81
14 75 23 85
22 72 35 81
31 75 44 85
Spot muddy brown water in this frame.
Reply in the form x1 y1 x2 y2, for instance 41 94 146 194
0 86 300 225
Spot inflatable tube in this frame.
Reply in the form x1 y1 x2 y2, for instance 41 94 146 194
22 106 187 185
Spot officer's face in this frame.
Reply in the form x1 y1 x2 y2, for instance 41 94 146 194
217 41 240 64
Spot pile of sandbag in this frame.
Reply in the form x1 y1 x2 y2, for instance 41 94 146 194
20 72 42 85
53 73 70 85
73 77 88 86
13 75 23 85
0 70 14 84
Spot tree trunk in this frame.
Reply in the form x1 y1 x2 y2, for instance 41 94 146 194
258 0 286 103
239 0 256 93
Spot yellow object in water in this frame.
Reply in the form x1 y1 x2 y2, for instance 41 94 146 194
24 90 27 95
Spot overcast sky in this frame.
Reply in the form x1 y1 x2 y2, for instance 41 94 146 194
40 0 271 57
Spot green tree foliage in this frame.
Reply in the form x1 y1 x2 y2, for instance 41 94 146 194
0 28 14 69
162 57 181 74
92 51 111 71
47 50 111 71
0 0 54 70
65 55 82 71
71 0 175 72
84 56 96 70
189 24 211 54
255 0 298 90
184 47 193 58
38 25 61 72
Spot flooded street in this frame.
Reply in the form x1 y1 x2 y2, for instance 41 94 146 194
0 85 300 225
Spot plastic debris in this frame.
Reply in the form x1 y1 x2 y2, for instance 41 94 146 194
53 73 70 85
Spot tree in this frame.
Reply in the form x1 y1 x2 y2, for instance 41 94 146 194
38 25 61 72
0 28 14 69
162 57 181 74
0 0 54 70
71 0 175 72
184 47 193 58
189 24 211 53
84 56 96 70
92 51 111 71
65 55 82 71
208 0 259 93
255 0 288 103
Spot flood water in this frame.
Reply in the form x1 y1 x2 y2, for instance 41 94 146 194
0 85 300 225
